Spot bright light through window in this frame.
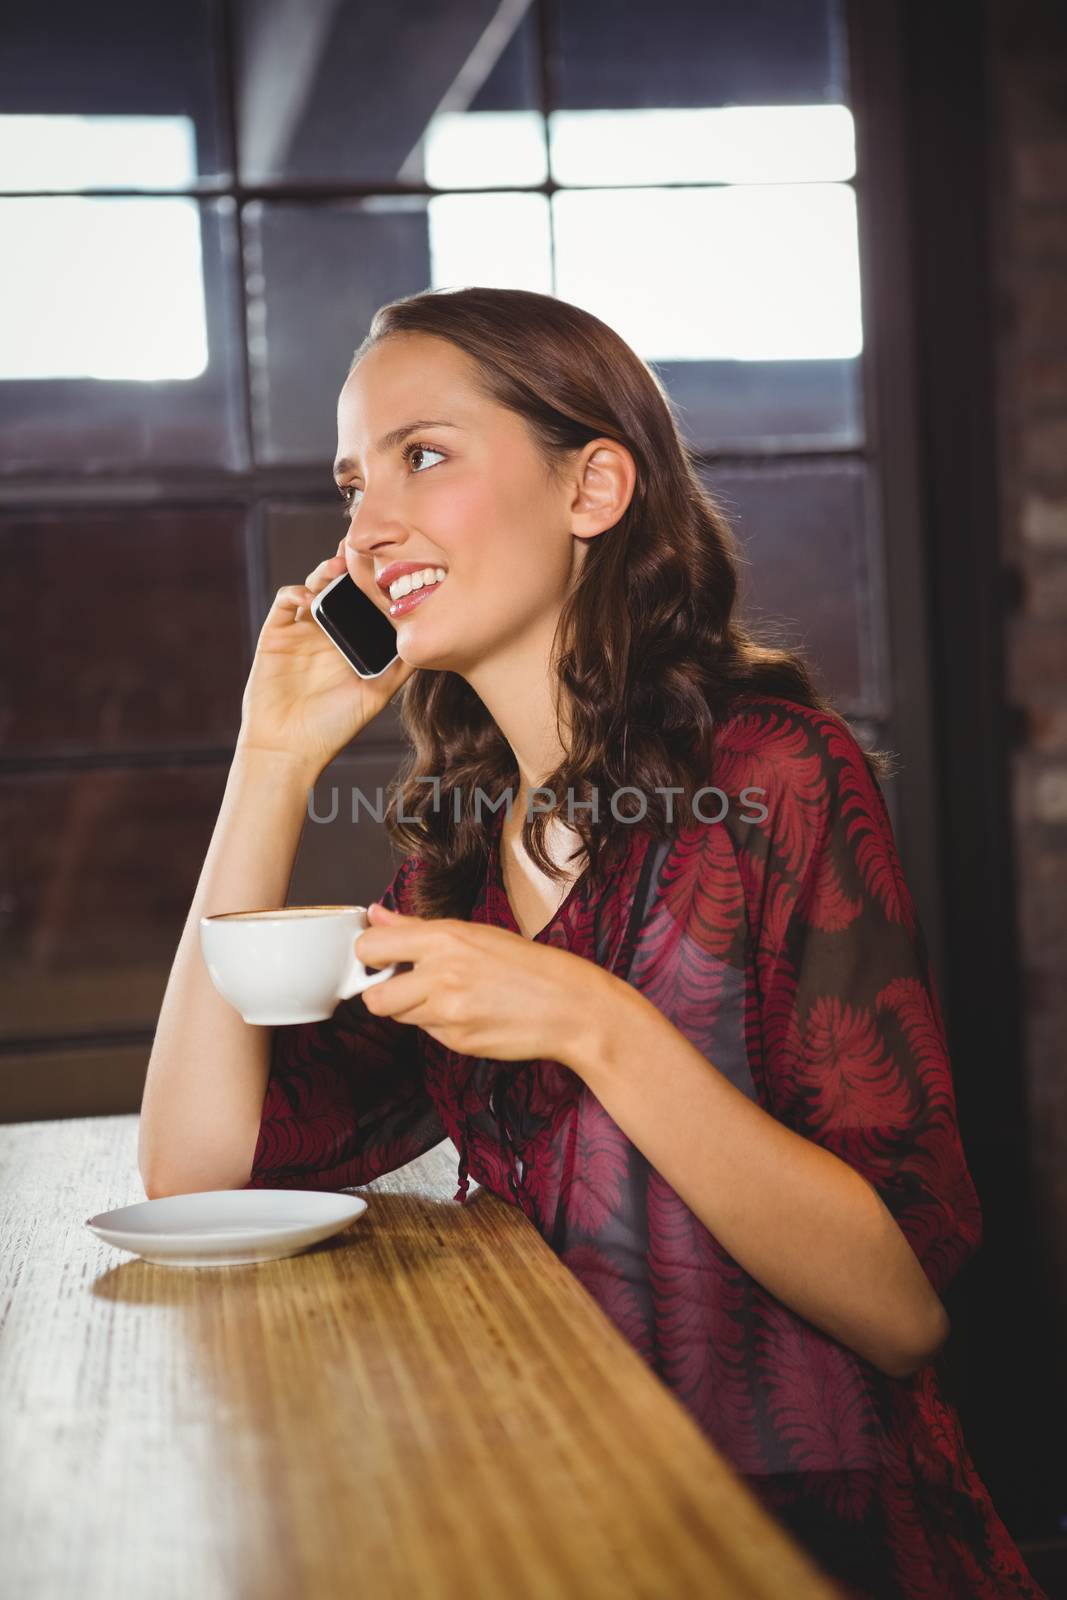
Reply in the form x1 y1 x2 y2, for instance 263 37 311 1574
0 197 209 379
554 184 862 360
548 104 855 186
428 192 553 294
0 115 208 380
424 110 548 189
423 106 861 360
0 114 198 191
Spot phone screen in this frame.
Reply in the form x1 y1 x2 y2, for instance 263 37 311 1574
311 572 400 679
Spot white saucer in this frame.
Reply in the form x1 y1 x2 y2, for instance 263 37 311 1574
85 1189 368 1267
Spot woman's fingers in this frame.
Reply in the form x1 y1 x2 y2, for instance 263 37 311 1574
267 547 347 627
304 552 347 592
268 581 317 625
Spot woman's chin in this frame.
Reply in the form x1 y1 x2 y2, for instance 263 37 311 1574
393 629 452 671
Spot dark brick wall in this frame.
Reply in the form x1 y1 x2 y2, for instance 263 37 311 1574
989 5 1067 1580
991 0 1067 1353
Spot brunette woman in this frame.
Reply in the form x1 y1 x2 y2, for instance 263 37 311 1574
140 287 1046 1600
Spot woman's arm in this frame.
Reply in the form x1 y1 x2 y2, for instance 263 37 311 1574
138 745 317 1198
139 537 416 1199
556 704 977 1383
565 975 950 1380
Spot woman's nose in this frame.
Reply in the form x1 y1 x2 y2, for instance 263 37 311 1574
347 530 411 572
344 502 404 555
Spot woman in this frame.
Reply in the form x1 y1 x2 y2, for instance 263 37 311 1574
140 287 1046 1599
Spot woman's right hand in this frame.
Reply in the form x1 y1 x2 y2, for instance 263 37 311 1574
236 536 416 777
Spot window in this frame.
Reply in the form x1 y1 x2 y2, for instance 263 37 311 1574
0 0 903 1102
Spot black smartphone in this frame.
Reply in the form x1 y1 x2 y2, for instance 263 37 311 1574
310 570 400 679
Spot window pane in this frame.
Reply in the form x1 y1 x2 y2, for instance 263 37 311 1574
0 116 199 193
425 112 547 189
0 759 405 1048
554 185 862 361
549 104 855 187
0 509 248 758
661 359 861 451
235 0 542 185
0 198 209 381
554 184 863 446
245 199 430 465
699 461 885 715
0 199 247 471
427 193 552 291
246 195 553 464
549 0 847 111
0 0 228 182
0 767 229 1042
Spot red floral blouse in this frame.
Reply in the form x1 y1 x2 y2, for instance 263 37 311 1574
244 694 1047 1600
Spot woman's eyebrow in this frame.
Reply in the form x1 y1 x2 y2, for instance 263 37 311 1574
333 420 460 480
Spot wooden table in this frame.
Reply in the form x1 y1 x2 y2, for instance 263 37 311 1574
0 1115 838 1600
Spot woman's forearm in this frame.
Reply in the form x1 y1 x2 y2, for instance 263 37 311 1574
137 744 318 1198
565 970 950 1380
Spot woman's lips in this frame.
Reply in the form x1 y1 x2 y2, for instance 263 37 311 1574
388 579 445 618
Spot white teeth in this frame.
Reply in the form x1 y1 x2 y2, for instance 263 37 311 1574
388 566 446 601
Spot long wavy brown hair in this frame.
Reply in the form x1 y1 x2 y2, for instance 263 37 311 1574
348 286 894 922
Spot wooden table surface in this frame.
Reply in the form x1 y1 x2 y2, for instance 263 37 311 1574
0 1115 838 1600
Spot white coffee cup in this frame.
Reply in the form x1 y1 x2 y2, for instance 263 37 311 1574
199 904 397 1026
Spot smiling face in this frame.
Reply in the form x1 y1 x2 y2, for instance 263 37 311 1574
335 331 587 678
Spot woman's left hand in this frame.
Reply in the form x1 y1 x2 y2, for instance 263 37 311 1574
353 902 608 1067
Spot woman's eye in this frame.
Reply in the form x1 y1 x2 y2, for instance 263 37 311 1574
402 441 445 473
338 441 445 519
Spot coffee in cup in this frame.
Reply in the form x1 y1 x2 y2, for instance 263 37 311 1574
199 904 397 1026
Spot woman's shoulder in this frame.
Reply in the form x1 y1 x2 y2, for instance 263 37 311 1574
712 693 873 783
707 694 891 873
713 691 857 746
707 695 909 932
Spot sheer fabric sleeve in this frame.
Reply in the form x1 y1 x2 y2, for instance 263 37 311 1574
743 707 983 1301
243 857 446 1190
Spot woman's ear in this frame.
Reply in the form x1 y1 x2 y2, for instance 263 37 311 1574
569 439 637 539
